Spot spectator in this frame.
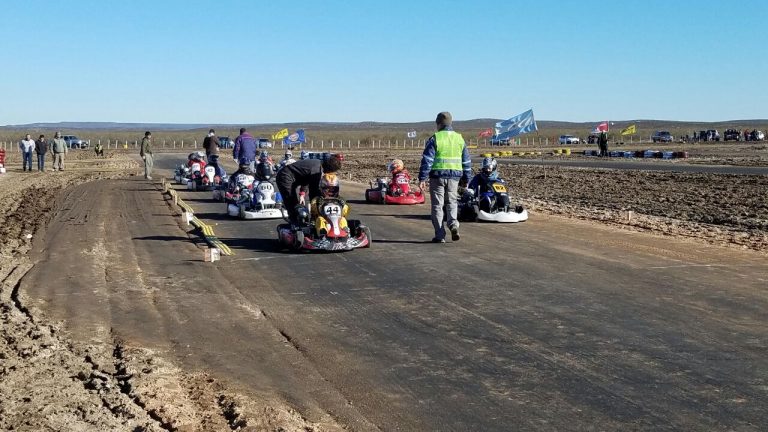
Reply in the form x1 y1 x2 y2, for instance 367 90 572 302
50 131 68 171
35 134 48 172
418 111 472 243
94 141 104 157
140 131 153 180
202 128 220 158
19 134 35 172
598 132 608 157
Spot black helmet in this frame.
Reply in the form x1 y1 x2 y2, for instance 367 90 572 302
481 157 497 176
256 161 274 180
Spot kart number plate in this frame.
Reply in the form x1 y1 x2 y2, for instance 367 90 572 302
396 177 409 184
323 204 342 215
492 184 507 193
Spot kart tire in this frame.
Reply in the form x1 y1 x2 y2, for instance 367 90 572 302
362 226 372 248
293 230 304 251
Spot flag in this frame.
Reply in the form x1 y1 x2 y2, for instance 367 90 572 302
283 129 305 146
494 109 538 140
592 121 609 133
406 130 417 138
271 128 289 140
479 128 493 138
620 124 637 135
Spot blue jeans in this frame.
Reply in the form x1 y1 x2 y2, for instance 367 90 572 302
37 154 45 171
22 151 33 171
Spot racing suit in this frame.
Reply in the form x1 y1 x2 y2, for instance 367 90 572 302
388 169 412 195
468 171 499 196
310 196 350 235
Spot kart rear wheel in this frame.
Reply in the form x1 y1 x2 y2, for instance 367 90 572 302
292 230 304 250
362 226 372 248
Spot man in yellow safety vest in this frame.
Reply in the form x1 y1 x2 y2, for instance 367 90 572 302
418 112 472 243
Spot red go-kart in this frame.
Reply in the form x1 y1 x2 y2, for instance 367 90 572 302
365 178 425 205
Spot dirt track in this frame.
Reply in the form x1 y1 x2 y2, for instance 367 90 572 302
0 148 768 430
0 154 330 431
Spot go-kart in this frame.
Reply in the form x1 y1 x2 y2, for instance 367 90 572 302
277 197 371 251
214 171 252 202
174 164 191 184
365 178 425 205
230 179 287 220
458 179 528 223
187 165 218 191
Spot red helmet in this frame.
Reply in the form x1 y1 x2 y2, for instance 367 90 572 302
388 159 404 174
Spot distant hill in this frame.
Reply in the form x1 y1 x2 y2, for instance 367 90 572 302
3 119 768 132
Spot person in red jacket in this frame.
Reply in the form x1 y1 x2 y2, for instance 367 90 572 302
387 159 412 196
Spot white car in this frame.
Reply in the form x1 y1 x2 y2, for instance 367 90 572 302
559 135 580 145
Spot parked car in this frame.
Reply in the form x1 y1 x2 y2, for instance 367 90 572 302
218 136 232 149
558 135 580 145
490 137 511 146
745 130 765 141
62 135 88 148
586 134 598 144
724 129 741 141
651 131 674 143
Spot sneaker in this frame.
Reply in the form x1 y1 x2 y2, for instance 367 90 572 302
145 176 153 180
431 237 446 243
450 226 460 241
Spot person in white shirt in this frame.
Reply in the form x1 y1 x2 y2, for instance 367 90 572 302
19 134 35 172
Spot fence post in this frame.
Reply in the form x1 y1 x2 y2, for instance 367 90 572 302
181 140 184 149
194 140 197 148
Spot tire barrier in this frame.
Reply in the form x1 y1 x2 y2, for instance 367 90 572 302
583 150 689 159
162 179 233 256
481 151 543 158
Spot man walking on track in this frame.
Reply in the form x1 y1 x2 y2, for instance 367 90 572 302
418 111 472 243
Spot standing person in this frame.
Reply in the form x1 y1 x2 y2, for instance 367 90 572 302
276 155 343 225
140 131 153 180
35 134 48 172
19 134 35 171
50 131 68 171
202 128 220 159
598 131 608 157
233 127 257 170
418 112 472 243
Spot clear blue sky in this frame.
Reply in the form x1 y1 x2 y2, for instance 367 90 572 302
1 0 766 124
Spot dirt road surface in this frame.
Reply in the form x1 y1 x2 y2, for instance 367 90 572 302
2 151 767 431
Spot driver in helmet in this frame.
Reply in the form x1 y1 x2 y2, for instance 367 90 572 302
279 149 297 169
299 150 310 160
310 172 349 236
228 159 255 195
386 158 412 196
468 157 501 196
187 150 207 171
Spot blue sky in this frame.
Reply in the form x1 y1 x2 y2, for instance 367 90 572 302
1 0 766 124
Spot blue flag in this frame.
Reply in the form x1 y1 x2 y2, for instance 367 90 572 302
283 129 306 146
494 109 538 140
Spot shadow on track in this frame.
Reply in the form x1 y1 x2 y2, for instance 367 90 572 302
373 239 434 244
219 236 282 253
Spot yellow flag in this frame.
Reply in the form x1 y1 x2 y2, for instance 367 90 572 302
271 128 289 140
620 124 637 135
